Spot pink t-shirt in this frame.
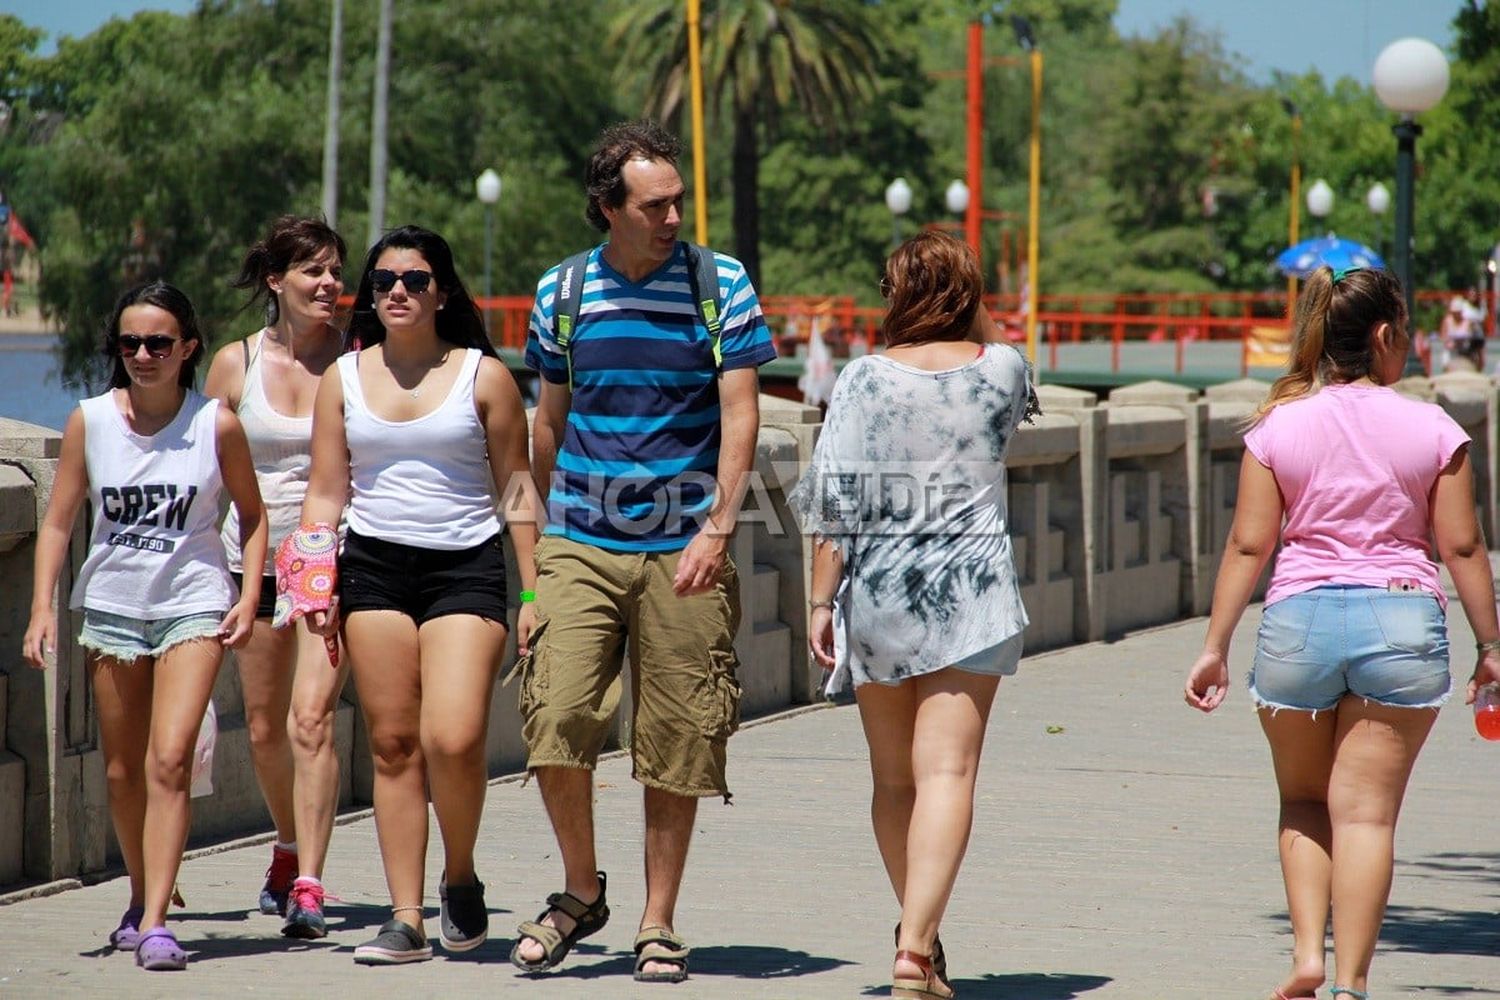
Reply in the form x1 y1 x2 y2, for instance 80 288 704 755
1243 382 1470 607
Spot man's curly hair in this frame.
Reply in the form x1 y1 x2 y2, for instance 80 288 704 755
584 120 681 233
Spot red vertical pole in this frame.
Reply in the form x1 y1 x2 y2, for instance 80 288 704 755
965 21 983 258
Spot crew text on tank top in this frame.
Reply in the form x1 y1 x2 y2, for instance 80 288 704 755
72 390 236 617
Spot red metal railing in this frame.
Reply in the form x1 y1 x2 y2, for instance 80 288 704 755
343 288 1496 378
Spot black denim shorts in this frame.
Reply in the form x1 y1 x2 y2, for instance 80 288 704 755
339 528 508 626
230 572 278 620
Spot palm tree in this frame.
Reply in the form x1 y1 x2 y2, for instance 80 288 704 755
610 0 887 286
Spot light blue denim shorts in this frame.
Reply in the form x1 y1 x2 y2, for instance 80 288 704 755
78 609 225 661
1248 585 1451 713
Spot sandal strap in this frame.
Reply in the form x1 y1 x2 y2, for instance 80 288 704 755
516 919 564 955
1330 990 1369 1000
538 870 607 923
634 925 689 958
895 949 935 976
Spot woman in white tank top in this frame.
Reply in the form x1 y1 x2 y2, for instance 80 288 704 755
300 226 541 965
202 216 349 938
23 282 267 971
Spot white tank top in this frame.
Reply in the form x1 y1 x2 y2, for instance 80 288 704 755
339 348 500 549
72 390 236 617
221 331 313 575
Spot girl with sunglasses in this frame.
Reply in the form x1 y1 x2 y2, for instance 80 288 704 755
298 225 540 964
202 215 350 937
23 281 267 971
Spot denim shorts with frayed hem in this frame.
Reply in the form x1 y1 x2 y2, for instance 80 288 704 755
78 608 225 661
1248 585 1451 713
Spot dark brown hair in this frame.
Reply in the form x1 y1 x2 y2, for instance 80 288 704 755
880 231 983 348
1254 265 1408 420
584 120 681 232
232 215 347 324
102 281 204 389
346 225 495 358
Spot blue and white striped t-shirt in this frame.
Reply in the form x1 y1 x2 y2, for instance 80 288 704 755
524 242 776 552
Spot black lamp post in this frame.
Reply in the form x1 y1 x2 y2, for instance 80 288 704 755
1372 38 1449 376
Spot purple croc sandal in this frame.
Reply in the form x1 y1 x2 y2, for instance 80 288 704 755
135 927 188 971
109 906 144 951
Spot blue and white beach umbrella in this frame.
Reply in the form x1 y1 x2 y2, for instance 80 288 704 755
1275 235 1386 278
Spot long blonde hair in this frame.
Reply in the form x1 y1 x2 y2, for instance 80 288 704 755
1251 266 1407 422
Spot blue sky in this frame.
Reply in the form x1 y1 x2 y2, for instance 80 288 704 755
9 0 1459 86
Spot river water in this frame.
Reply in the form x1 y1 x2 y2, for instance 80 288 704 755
0 344 90 431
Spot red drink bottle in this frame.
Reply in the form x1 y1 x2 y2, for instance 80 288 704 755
1476 684 1500 741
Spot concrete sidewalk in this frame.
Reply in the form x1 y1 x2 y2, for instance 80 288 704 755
2 605 1498 999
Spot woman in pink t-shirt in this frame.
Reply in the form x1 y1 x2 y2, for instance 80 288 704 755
1184 266 1500 1000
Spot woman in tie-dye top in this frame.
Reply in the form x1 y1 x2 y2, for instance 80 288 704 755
790 231 1037 1000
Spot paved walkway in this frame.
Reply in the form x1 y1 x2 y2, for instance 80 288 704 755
2 606 1498 999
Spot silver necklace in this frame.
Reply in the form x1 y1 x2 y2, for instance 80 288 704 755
406 350 450 398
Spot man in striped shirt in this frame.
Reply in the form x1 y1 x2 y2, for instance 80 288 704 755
513 120 775 982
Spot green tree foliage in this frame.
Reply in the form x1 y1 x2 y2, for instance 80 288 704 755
4 0 1496 380
1415 1 1500 326
6 0 617 387
609 0 889 285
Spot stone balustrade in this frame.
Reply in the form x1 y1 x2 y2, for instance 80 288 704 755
3 371 1495 891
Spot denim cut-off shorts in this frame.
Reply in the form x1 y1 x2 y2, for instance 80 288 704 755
79 609 225 661
1248 585 1451 713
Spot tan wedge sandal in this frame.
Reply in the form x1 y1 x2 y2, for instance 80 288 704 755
892 949 955 999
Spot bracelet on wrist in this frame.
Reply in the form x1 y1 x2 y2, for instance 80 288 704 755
519 590 537 604
809 598 834 610
1477 638 1500 654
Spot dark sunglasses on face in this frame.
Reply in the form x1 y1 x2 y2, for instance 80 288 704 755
117 334 180 358
369 268 434 294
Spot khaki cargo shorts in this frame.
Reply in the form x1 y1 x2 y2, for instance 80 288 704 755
518 534 742 799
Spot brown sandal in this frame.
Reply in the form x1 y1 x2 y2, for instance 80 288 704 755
892 949 955 999
509 871 609 972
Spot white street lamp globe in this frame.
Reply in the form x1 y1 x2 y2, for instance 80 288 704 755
1306 178 1334 218
1366 181 1391 216
1373 38 1450 115
476 168 502 205
885 177 913 217
945 179 970 216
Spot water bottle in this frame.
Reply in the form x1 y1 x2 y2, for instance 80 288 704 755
1475 683 1500 741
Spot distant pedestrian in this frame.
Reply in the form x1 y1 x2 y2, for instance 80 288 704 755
791 231 1037 1000
22 281 267 971
202 215 349 937
298 225 540 965
1440 294 1482 372
512 119 774 983
1184 266 1500 1000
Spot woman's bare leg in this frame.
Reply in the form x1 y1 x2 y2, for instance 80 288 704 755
1327 695 1436 996
139 638 223 930
287 621 349 879
91 653 154 909
345 610 426 933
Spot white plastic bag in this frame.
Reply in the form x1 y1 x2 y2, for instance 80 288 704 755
190 700 217 798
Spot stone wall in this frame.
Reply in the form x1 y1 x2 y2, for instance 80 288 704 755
2 372 1493 890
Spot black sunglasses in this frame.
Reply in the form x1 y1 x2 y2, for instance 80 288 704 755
117 334 180 358
369 268 434 294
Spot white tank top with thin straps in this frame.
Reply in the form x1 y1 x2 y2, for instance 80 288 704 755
221 331 312 575
72 389 236 617
339 347 500 549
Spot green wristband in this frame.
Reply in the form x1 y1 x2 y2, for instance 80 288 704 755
519 590 537 604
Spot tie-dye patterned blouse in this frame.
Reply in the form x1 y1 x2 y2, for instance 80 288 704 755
788 343 1038 693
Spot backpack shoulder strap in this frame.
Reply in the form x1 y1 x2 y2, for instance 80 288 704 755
551 248 592 390
683 242 725 369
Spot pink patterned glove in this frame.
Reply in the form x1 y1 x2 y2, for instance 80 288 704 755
272 523 340 667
